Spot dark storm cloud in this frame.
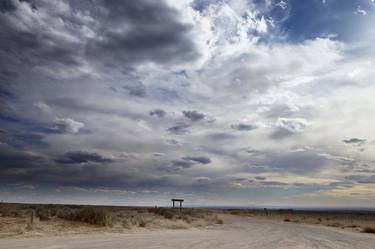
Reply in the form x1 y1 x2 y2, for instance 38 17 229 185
0 0 200 86
342 138 366 145
0 0 16 12
231 123 258 131
171 159 196 169
0 144 192 190
149 109 167 118
182 110 206 122
55 151 114 164
0 144 47 170
0 0 86 83
122 82 147 97
255 176 266 180
167 122 191 134
171 156 211 169
0 127 49 148
7 132 48 148
181 156 211 164
86 0 200 70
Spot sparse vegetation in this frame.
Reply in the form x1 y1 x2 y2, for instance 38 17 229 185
362 227 375 233
36 207 51 221
138 219 147 227
215 217 224 224
0 203 224 238
154 208 175 219
68 207 112 226
328 222 342 227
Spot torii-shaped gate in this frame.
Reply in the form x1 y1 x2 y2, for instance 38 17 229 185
171 199 184 212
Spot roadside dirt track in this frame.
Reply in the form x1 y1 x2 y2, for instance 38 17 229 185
1 215 375 249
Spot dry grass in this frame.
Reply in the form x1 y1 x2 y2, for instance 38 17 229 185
0 203 223 238
225 208 375 234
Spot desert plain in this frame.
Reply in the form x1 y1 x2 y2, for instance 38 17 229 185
1 203 375 249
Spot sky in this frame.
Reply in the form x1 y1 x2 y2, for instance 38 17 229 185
0 0 375 208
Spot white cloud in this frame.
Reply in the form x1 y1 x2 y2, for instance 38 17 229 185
356 6 367 15
275 118 310 133
54 118 85 134
276 1 288 10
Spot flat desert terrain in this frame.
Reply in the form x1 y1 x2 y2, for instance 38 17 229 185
1 203 375 248
1 215 375 249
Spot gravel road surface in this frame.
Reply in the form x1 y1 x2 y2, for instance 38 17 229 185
1 215 375 249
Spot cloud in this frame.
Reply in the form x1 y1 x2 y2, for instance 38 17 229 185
0 0 89 81
149 109 167 118
34 102 52 114
182 110 206 122
122 82 147 97
53 118 84 134
276 1 288 10
260 181 288 186
231 123 258 131
171 159 196 169
85 0 200 71
356 6 367 15
117 152 138 161
206 132 236 141
1 0 375 206
271 118 309 139
0 143 47 170
255 176 267 180
55 151 114 164
171 155 211 169
244 150 328 174
181 156 211 164
167 122 191 134
346 175 375 184
342 138 366 145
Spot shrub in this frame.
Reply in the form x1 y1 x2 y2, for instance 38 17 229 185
69 207 112 226
0 206 22 217
138 219 147 227
362 227 375 233
36 207 50 221
154 208 175 219
329 222 341 227
216 218 224 224
122 219 130 228
229 210 242 215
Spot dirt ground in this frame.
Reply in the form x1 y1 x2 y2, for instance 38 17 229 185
1 215 375 249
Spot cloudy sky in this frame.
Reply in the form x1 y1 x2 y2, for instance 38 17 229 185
1 0 375 207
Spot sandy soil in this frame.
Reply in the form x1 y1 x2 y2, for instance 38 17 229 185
1 215 375 249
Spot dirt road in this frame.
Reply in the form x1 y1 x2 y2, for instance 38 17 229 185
1 215 375 249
